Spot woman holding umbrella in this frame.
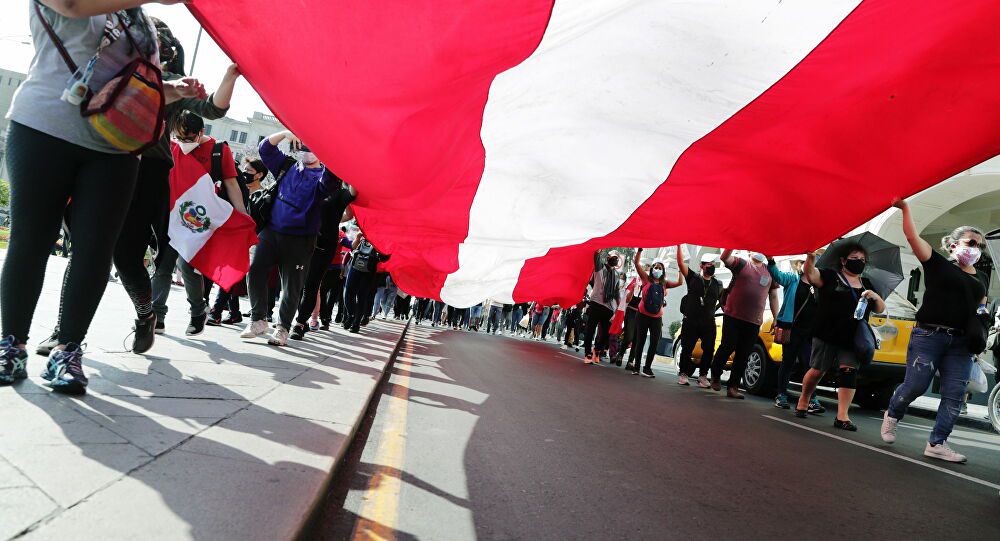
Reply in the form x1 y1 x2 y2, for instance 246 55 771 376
881 200 988 463
795 243 885 431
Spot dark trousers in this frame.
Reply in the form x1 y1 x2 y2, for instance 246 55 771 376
629 312 662 370
1 122 139 345
711 315 761 389
211 285 241 317
487 306 503 333
247 228 316 329
343 269 377 328
295 245 334 325
319 267 344 322
415 298 431 323
678 316 717 378
776 329 814 396
583 301 614 356
113 156 171 318
564 319 580 347
619 308 638 359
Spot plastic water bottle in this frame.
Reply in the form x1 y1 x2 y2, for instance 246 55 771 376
853 296 869 320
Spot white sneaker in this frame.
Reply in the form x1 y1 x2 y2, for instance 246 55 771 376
880 412 899 444
560 344 567 350
268 326 289 346
924 441 966 463
240 320 269 339
678 373 689 386
697 376 710 389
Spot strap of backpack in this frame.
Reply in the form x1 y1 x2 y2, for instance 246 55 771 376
273 156 296 188
210 141 226 182
33 1 78 73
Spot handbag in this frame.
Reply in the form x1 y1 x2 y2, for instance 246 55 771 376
248 157 296 231
839 272 880 370
35 2 164 154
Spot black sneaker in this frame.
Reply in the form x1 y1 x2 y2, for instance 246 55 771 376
36 330 60 357
205 312 223 327
290 324 307 341
132 314 156 354
350 325 361 334
361 316 370 327
186 313 208 336
833 419 857 432
642 367 655 378
334 313 343 324
154 321 166 335
222 313 243 325
320 320 330 331
794 409 808 419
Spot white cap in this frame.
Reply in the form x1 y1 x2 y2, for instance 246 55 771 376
700 253 719 264
790 254 807 262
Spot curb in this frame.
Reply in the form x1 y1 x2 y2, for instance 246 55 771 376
293 318 411 540
904 404 994 432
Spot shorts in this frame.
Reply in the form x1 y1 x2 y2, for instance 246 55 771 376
532 313 546 326
809 338 860 372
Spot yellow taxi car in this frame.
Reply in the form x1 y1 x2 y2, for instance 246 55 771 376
671 293 914 409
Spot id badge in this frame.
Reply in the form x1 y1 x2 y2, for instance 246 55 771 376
759 275 770 287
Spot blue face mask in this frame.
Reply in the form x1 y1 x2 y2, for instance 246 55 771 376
652 268 663 279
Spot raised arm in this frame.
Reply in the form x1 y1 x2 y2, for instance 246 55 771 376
39 0 187 17
893 199 932 262
767 259 798 288
212 64 241 110
803 252 823 288
676 245 689 278
634 249 649 283
593 250 602 272
665 271 684 289
719 248 735 268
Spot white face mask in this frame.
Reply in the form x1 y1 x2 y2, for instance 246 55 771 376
177 140 200 155
953 245 982 267
750 252 767 264
300 151 318 166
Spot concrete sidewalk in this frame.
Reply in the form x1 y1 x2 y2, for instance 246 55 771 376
0 253 407 540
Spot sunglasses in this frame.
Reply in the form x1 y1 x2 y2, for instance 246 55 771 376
960 239 982 248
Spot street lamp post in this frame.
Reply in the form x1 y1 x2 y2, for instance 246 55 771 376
189 26 204 75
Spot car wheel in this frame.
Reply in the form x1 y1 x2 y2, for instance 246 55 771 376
987 383 1000 435
743 343 772 395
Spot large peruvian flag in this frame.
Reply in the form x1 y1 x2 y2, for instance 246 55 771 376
167 145 258 291
192 1 1000 307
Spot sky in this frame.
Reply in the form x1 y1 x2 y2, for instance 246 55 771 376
0 1 271 120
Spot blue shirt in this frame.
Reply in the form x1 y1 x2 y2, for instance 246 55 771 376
259 139 334 236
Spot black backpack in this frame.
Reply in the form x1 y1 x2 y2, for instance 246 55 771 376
248 156 296 232
643 281 664 314
210 142 249 207
351 240 378 273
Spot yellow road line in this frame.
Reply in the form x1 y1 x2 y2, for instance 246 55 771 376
351 341 413 541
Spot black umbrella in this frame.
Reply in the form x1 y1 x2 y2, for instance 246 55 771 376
816 232 903 299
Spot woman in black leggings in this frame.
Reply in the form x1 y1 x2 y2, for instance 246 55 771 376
627 248 683 377
0 1 204 394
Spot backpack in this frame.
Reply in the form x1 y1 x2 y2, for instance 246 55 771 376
351 240 378 273
248 156 296 231
210 141 249 207
643 281 664 314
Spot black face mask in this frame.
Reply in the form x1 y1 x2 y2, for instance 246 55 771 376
702 265 715 277
607 257 619 267
844 259 866 275
240 171 258 185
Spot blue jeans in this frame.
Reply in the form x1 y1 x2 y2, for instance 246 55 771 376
510 308 523 332
432 301 445 324
379 284 397 316
487 306 503 333
887 328 973 445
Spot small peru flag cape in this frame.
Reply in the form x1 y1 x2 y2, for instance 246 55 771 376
167 144 258 291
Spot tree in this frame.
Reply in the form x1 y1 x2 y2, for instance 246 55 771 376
0 179 9 209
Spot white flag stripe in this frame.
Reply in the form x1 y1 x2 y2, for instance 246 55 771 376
168 173 235 263
439 0 860 306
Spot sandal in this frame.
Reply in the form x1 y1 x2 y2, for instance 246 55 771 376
833 419 857 432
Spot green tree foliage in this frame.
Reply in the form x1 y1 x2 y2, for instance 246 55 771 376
0 179 9 208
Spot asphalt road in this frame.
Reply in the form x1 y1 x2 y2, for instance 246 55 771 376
309 325 1000 541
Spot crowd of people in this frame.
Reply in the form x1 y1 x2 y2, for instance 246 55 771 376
0 0 993 471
